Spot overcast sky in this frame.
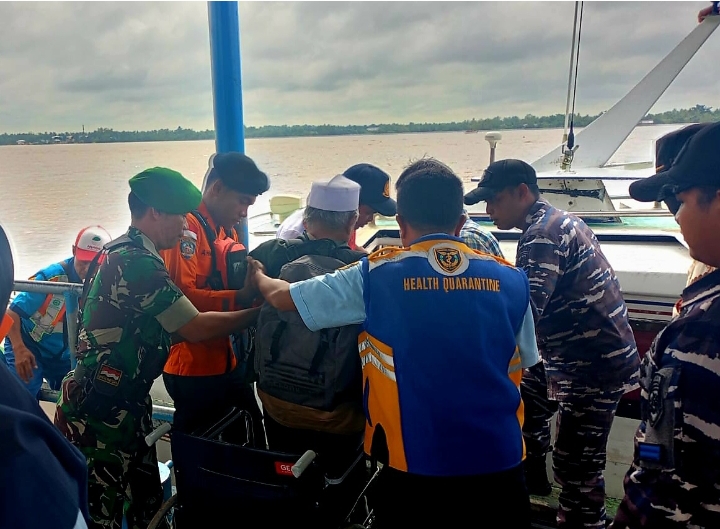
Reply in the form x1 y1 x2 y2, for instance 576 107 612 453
0 1 718 133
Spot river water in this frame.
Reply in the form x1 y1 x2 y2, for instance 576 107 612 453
0 124 682 278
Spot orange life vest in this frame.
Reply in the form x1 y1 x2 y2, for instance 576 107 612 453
162 204 245 377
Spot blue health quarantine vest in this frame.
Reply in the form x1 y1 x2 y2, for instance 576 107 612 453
360 235 529 476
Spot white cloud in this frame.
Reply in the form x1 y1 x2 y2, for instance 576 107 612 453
0 1 717 133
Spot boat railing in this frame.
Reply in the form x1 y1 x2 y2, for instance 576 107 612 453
11 279 83 371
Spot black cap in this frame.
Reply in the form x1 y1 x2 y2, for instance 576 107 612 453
629 123 711 202
211 152 270 196
629 121 720 203
464 159 537 205
343 163 397 217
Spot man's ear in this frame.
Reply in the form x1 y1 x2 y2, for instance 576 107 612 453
346 211 360 233
396 214 407 237
453 215 466 236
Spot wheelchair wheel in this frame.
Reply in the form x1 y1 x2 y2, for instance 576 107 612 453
147 494 177 529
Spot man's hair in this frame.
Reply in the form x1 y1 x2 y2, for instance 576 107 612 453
128 191 150 219
303 206 357 233
395 158 463 232
527 183 540 200
697 186 720 207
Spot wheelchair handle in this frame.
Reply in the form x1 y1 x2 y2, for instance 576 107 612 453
145 422 172 447
291 450 317 478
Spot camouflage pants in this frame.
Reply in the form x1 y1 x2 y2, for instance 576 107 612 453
611 464 720 528
522 363 624 529
83 444 163 529
55 402 163 529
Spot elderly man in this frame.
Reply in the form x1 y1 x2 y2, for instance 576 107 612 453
465 159 639 528
55 167 262 529
277 163 397 249
3 225 112 399
249 175 367 458
611 121 720 528
249 158 539 527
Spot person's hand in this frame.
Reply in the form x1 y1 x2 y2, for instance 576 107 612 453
246 257 267 283
13 343 37 383
698 5 715 22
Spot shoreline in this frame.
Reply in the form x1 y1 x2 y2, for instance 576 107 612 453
0 122 692 147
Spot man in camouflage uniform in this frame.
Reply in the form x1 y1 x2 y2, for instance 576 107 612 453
465 159 640 528
611 122 720 527
54 167 261 529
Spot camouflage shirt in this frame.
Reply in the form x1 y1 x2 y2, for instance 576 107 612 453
614 269 720 526
516 200 639 398
57 227 198 440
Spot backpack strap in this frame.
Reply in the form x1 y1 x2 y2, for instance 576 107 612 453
74 235 138 377
269 321 287 363
55 259 74 351
191 209 217 269
309 329 332 375
191 209 234 291
79 235 136 313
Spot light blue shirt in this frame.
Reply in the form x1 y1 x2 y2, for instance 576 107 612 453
289 264 540 368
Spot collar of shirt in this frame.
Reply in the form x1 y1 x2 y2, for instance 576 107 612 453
681 268 720 310
522 199 552 232
127 227 162 261
408 233 464 246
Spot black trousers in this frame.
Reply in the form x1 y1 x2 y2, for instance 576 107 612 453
163 369 265 447
370 464 531 528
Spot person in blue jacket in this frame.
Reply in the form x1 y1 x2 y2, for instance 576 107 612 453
248 158 540 527
3 225 111 398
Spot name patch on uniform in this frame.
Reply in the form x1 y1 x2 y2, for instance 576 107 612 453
96 365 123 387
428 244 469 276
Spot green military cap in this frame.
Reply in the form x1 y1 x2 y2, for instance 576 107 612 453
129 167 202 214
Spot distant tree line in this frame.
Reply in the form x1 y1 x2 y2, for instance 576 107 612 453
2 105 719 146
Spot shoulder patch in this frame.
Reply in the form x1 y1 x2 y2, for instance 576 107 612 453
180 238 196 259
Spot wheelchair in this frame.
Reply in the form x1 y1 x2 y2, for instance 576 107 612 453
148 408 378 529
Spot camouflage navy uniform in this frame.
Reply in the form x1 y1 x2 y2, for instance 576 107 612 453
55 227 200 529
517 200 640 528
612 269 720 528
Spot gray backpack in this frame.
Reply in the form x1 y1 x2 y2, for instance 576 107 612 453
255 254 362 412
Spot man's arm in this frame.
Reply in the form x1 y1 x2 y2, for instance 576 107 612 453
515 303 540 368
4 309 37 382
175 307 261 344
247 256 295 311
515 233 564 318
248 257 366 331
162 229 255 311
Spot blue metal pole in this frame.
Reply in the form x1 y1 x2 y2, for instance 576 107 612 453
207 1 249 245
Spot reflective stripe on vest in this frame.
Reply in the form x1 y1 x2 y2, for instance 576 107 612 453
28 275 68 343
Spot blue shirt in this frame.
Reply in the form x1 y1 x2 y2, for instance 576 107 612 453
290 258 539 369
10 258 80 361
